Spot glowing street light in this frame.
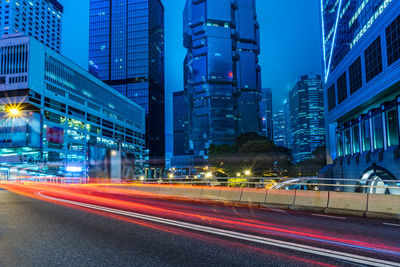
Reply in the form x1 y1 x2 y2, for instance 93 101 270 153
168 173 174 179
205 172 212 178
236 172 241 177
9 108 20 115
244 170 251 176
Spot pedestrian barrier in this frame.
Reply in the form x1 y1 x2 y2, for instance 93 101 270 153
107 185 400 220
325 192 367 216
200 187 221 200
218 188 242 202
366 194 400 219
265 189 295 207
240 188 267 203
293 191 329 211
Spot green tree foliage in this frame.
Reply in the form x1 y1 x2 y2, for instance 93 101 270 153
208 133 296 177
296 146 327 176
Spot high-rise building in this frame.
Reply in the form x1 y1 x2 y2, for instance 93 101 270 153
89 0 165 176
0 34 146 181
289 75 325 163
273 110 286 147
183 0 261 156
283 98 292 149
0 0 63 52
260 88 273 140
173 91 189 156
321 0 400 186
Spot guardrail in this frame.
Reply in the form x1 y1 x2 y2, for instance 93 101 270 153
122 184 400 220
142 177 400 195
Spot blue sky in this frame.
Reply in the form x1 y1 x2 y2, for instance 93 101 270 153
61 0 322 156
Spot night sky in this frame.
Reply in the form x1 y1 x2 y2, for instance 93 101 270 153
61 0 322 158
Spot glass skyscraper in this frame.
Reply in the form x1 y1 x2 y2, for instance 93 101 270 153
0 0 63 52
183 0 261 156
173 90 189 156
321 0 400 185
89 0 165 176
289 75 325 163
260 88 273 140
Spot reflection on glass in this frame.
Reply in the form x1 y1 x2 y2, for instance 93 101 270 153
386 108 399 147
344 128 351 156
337 131 344 157
373 115 384 150
362 119 371 152
352 124 360 154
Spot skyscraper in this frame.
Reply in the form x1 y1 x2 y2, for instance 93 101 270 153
289 75 325 163
0 0 63 52
260 88 273 140
89 0 165 176
321 0 400 185
173 91 189 156
183 0 261 156
273 110 286 148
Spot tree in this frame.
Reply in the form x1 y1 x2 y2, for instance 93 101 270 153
208 133 295 177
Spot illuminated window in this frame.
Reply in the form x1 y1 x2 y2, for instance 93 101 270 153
352 124 360 154
373 115 384 150
362 119 371 152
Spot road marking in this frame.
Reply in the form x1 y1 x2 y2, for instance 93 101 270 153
36 192 400 267
311 213 346 220
383 223 400 227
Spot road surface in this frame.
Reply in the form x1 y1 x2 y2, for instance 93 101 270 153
0 183 399 266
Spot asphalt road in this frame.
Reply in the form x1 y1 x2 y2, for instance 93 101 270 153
0 184 399 267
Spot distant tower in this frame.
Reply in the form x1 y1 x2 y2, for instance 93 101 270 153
289 75 325 163
0 0 63 52
183 0 261 156
173 91 189 156
260 88 273 140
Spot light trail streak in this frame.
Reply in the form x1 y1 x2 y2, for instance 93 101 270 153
2 182 400 259
34 192 400 267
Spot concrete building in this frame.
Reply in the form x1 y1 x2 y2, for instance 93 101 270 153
183 0 261 157
0 0 63 53
89 0 165 176
321 0 400 189
260 88 273 140
0 34 146 181
289 75 325 163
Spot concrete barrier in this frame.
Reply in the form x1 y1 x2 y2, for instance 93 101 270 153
240 188 267 204
200 187 221 200
366 194 400 219
293 191 329 211
265 189 295 208
175 187 203 199
218 188 242 202
325 192 367 216
131 186 160 194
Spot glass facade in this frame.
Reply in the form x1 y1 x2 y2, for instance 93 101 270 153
0 35 146 179
289 75 325 163
260 88 273 140
89 0 165 171
173 91 189 156
183 0 261 156
321 0 393 82
0 0 63 52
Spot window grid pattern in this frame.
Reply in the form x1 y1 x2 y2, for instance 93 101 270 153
364 36 383 83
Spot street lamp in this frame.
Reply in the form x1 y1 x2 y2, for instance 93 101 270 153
244 170 251 176
9 108 20 116
236 172 241 177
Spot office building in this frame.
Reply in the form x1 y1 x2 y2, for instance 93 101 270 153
89 0 165 176
289 75 325 163
183 0 261 156
273 110 286 147
173 90 189 156
260 88 273 140
0 0 63 52
321 0 400 186
0 34 146 181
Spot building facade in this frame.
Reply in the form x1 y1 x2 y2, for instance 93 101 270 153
173 90 189 156
273 110 286 147
0 34 146 181
260 88 273 140
89 0 165 176
0 0 63 53
321 0 400 187
289 75 325 163
183 0 261 156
